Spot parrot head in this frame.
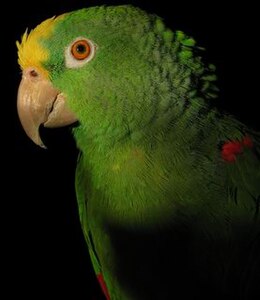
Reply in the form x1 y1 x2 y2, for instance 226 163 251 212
17 5 217 148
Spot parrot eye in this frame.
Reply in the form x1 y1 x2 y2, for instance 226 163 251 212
65 37 95 68
71 40 91 60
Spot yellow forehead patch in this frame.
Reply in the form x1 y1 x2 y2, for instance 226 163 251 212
16 15 65 78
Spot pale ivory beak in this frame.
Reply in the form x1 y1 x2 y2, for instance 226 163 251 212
17 68 77 148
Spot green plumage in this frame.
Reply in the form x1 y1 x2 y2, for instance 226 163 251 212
32 6 260 299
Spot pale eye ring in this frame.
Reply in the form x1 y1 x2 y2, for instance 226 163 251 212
65 37 96 68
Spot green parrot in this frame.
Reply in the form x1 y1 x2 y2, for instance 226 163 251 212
16 5 260 300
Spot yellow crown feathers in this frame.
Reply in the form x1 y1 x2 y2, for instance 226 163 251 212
16 15 65 78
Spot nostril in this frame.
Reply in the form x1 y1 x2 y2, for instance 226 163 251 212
30 69 38 77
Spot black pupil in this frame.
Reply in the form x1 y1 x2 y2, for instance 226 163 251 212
76 44 86 53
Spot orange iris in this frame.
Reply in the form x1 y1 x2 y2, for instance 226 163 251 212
71 40 91 60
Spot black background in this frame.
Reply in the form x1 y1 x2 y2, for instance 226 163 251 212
4 1 259 299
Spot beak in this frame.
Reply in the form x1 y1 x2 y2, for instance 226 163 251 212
17 68 77 148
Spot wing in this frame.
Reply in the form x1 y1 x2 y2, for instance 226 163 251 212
75 153 102 276
224 132 260 298
75 154 111 300
75 154 112 300
226 133 260 221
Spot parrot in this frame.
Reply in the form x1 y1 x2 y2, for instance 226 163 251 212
16 5 260 300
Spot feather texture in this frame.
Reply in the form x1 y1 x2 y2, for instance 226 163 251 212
17 5 260 299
